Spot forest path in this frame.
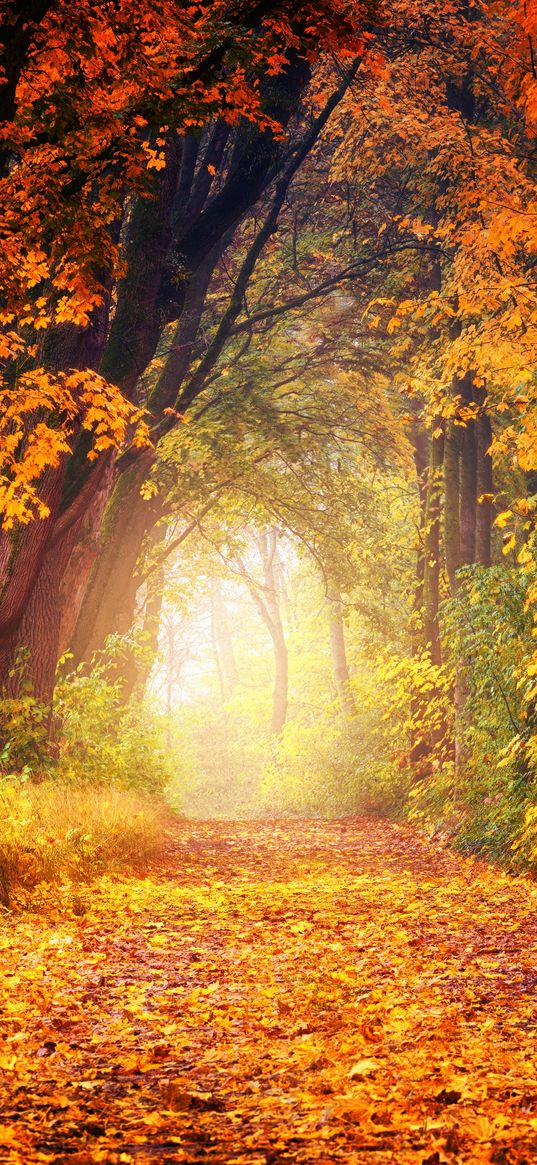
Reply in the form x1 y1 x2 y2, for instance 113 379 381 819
2 819 537 1165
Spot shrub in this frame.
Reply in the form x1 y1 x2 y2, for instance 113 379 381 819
400 566 537 865
54 664 173 795
260 712 407 819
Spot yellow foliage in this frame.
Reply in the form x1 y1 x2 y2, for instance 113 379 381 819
0 783 172 904
0 370 150 529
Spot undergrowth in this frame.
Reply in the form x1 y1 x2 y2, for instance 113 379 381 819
0 783 174 909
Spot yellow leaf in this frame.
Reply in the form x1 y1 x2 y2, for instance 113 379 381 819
348 1058 379 1078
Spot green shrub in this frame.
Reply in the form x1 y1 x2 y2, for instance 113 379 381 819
402 565 537 866
260 713 407 818
54 664 173 795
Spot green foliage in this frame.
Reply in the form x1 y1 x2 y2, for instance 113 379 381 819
376 648 455 775
0 695 49 777
260 713 407 818
0 639 176 905
0 650 50 775
55 662 173 795
398 565 537 866
443 565 531 755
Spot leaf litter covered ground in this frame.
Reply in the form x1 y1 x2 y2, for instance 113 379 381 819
2 819 537 1165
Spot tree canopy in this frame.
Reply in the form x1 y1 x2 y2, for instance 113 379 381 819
2 0 537 863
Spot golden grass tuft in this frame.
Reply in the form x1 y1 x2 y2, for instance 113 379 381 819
0 782 174 907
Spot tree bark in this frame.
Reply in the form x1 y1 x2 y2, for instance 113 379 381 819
120 565 165 702
0 152 182 694
270 625 288 737
235 530 288 735
423 427 444 665
0 61 351 709
447 374 479 776
459 376 477 567
259 530 288 736
67 243 222 667
444 411 463 594
410 414 429 627
68 456 162 668
476 406 493 566
99 137 184 400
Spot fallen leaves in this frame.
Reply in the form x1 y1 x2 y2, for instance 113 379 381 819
1 818 537 1163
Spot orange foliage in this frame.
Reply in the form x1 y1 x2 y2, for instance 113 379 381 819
330 0 537 472
2 819 537 1163
0 0 372 529
2 0 537 527
0 367 149 527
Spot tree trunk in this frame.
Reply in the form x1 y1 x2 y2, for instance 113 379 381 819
210 578 239 695
68 457 162 667
0 62 344 709
68 247 222 667
236 529 288 735
444 413 462 594
423 427 444 665
120 566 165 702
270 624 288 737
408 413 433 771
328 594 355 715
411 414 429 628
0 151 182 696
447 374 479 777
260 530 288 736
476 405 493 566
459 377 477 567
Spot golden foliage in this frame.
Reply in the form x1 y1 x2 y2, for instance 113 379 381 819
2 819 537 1162
0 369 150 528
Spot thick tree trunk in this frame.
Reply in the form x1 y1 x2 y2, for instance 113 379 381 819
119 566 165 702
328 595 355 716
8 543 69 708
99 137 183 399
57 457 119 658
68 457 161 667
68 247 221 666
4 224 222 694
0 60 338 708
447 374 480 776
0 153 181 695
0 455 117 703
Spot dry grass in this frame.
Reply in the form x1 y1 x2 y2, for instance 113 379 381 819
0 782 174 907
